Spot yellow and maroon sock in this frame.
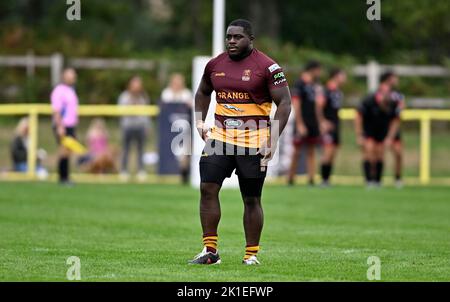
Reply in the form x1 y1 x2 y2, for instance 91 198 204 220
203 234 218 254
244 245 260 260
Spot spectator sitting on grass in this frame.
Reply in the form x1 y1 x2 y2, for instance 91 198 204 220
78 118 117 174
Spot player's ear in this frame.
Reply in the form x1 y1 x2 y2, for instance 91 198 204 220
249 34 255 41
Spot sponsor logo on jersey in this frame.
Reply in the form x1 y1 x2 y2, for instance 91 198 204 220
273 78 287 86
215 72 226 77
224 119 244 128
268 63 281 73
242 69 252 81
223 104 244 112
273 71 285 80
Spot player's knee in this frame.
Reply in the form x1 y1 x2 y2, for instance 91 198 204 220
322 159 332 165
322 151 333 163
243 196 261 207
365 147 376 160
200 183 220 199
307 146 315 156
59 147 69 157
394 145 403 154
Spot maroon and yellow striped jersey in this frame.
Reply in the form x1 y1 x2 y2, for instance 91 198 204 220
202 49 288 148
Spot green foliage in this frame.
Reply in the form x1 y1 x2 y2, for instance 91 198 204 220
382 0 450 63
0 0 448 104
1 0 448 60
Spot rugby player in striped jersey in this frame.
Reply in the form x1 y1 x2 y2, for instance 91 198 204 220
189 19 291 265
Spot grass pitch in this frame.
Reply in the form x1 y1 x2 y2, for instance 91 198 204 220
0 182 449 281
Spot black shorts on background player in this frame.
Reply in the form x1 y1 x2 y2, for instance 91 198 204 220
323 127 340 145
293 123 321 145
52 126 76 144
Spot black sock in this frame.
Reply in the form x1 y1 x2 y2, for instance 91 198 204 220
395 173 401 181
375 161 384 183
321 164 332 182
58 158 69 182
181 168 189 184
363 160 372 183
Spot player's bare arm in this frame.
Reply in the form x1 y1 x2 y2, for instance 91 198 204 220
315 94 327 135
385 118 400 146
52 111 65 138
354 112 364 146
194 77 213 141
315 86 330 134
292 96 307 136
259 86 291 164
271 85 292 136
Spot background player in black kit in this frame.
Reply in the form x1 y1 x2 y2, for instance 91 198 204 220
379 71 406 187
355 86 400 187
316 68 347 186
288 61 323 186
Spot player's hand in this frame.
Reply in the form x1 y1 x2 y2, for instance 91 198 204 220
196 120 210 141
297 123 308 137
320 121 333 135
356 135 364 147
57 125 66 138
257 138 277 170
319 122 327 135
384 137 394 148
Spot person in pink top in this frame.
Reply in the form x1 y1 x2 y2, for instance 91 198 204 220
50 68 79 185
78 118 116 174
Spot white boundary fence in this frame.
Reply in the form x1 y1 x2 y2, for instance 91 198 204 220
353 61 450 92
0 52 169 87
1 53 449 92
284 60 449 92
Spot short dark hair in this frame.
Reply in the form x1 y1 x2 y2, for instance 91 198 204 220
329 67 344 79
304 60 322 71
229 19 254 37
380 71 396 83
